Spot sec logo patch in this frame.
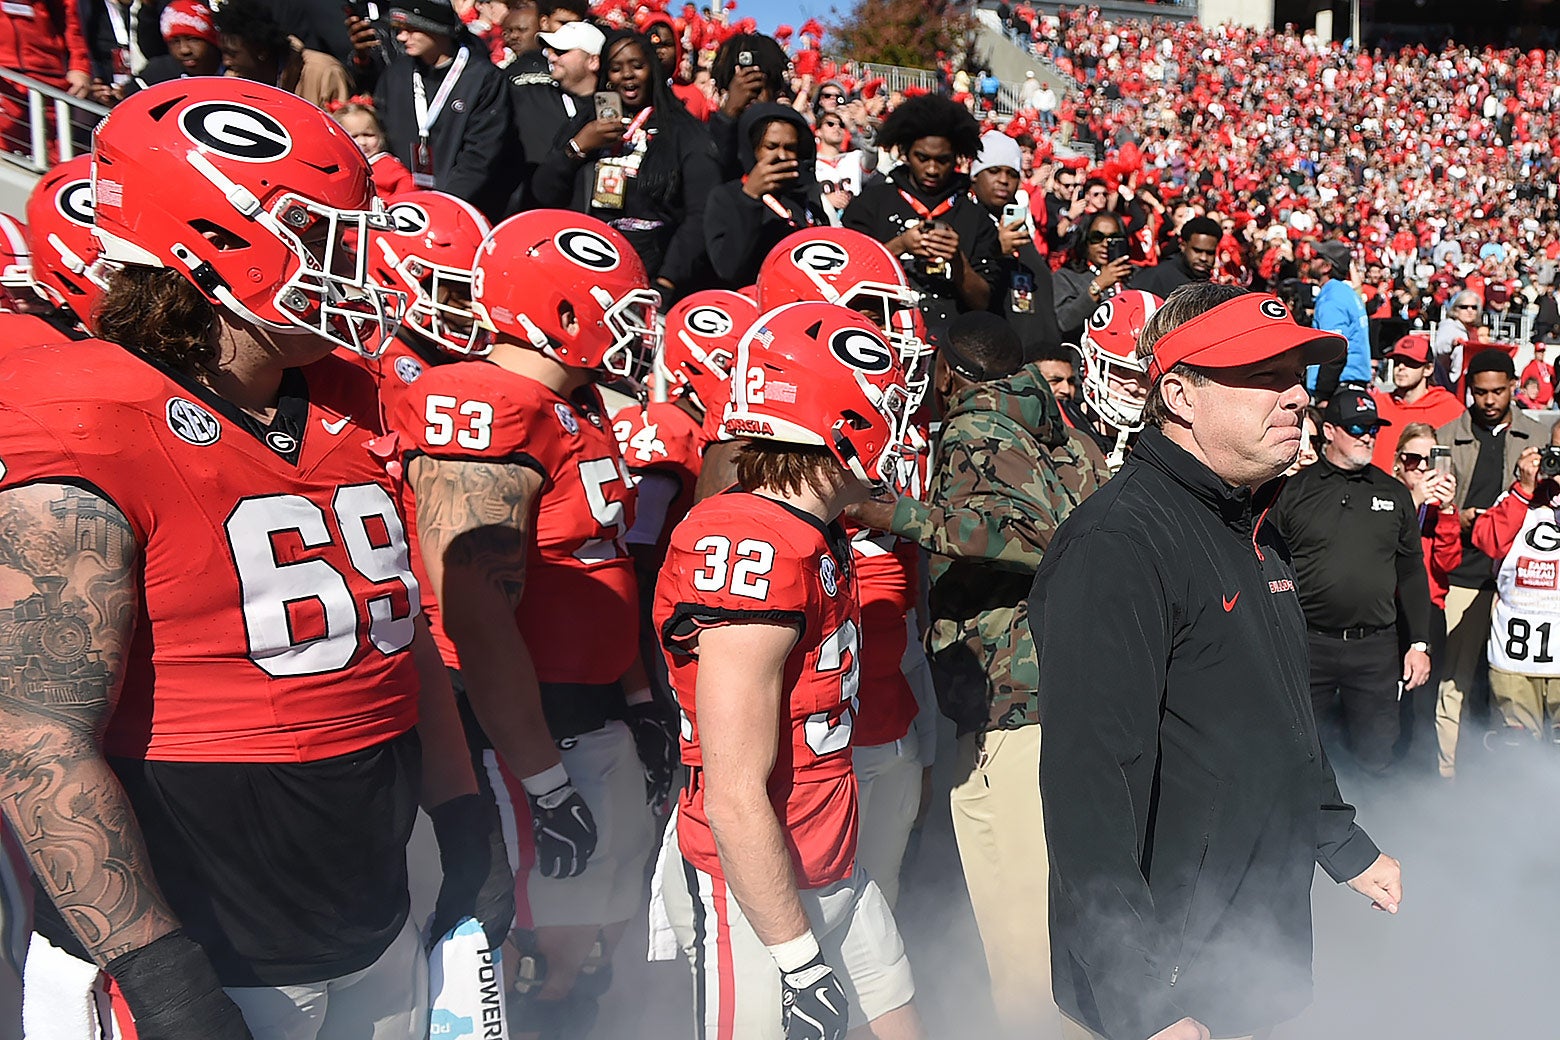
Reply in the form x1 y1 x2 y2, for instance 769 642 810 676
555 402 579 435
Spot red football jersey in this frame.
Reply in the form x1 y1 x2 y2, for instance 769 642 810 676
848 527 919 747
388 362 639 684
332 336 445 429
0 341 422 763
611 400 706 551
656 493 860 888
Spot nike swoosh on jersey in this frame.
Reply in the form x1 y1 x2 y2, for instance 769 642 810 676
1222 592 1240 612
321 416 350 435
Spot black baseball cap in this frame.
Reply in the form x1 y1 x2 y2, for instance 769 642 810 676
1323 388 1391 428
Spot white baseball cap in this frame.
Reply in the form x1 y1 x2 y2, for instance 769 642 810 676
539 21 605 56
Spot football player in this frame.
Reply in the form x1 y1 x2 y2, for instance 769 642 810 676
1076 289 1162 471
357 189 491 417
23 155 115 337
388 208 661 1039
655 302 926 1040
0 78 510 1040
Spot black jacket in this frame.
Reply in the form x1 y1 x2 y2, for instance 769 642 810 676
1029 426 1381 1040
1132 252 1205 298
506 73 582 212
1271 455 1432 640
373 42 521 220
80 0 165 83
703 104 827 289
841 166 1001 337
980 208 1060 360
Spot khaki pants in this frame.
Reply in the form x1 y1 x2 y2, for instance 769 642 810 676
854 738 922 908
1488 665 1560 739
1060 1014 1262 1040
1436 585 1495 777
950 727 1058 1037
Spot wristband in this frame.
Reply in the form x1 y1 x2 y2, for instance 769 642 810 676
521 762 570 796
766 930 820 973
567 137 586 160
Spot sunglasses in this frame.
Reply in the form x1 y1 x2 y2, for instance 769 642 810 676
1398 451 1431 470
820 92 843 100
819 120 842 128
1453 303 1479 310
1086 231 1126 244
1340 423 1381 437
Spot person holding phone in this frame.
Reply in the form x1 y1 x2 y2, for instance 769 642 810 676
1053 210 1133 346
967 129 1061 360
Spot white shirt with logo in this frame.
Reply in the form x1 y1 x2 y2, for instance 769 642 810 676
1490 503 1560 676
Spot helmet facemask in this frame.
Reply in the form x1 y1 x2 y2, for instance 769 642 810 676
1081 348 1151 433
834 371 916 501
383 240 486 356
596 283 662 385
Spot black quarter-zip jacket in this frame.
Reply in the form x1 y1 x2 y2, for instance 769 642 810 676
1029 426 1382 1040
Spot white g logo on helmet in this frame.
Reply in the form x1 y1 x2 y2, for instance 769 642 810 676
685 305 733 337
386 202 430 235
56 179 95 226
829 327 894 373
554 229 621 271
1088 299 1113 330
178 101 293 162
791 240 850 274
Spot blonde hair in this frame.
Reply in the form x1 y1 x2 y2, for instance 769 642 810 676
1392 421 1437 480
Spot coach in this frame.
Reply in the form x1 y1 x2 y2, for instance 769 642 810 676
1030 285 1403 1040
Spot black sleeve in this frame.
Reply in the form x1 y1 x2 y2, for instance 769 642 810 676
707 110 742 180
962 210 1003 297
656 128 722 291
702 183 768 287
1393 483 1434 644
1031 529 1187 1040
529 109 593 209
1018 243 1061 351
441 69 520 218
1314 740 1382 882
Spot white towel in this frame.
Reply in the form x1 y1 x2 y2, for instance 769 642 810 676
645 806 680 962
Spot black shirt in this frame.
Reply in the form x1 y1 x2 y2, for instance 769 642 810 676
1270 456 1432 641
1449 420 1508 588
1131 252 1204 298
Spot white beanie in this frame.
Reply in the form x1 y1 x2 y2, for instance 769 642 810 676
971 130 1023 178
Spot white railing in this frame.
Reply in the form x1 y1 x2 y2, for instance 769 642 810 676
0 68 110 173
848 61 941 96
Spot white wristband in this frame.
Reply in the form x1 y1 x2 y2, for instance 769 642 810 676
520 762 570 796
766 931 820 973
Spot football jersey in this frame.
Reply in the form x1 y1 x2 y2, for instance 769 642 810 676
389 361 639 684
611 399 707 551
1489 498 1560 676
0 341 422 763
656 492 860 888
333 334 447 427
848 526 919 747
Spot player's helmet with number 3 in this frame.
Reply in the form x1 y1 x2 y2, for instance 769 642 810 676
25 155 115 322
471 209 661 384
727 301 915 497
660 289 759 413
364 190 491 356
1079 289 1162 432
89 78 403 355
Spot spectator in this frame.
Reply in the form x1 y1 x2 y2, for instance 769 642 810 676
1285 403 1323 475
1436 348 1544 778
1393 420 1461 774
1034 78 1058 129
1053 210 1133 345
1272 389 1433 776
1473 422 1560 746
0 0 90 165
1035 341 1081 404
374 0 520 220
643 13 708 120
1131 215 1218 297
81 0 165 100
703 103 825 289
1044 163 1086 256
1033 285 1400 1040
131 1 224 89
969 130 1061 360
849 311 1104 1037
532 28 719 300
215 0 352 111
500 0 545 75
1433 290 1480 390
538 0 586 31
508 18 601 207
330 99 415 199
1534 276 1560 344
1516 360 1554 410
843 93 1000 334
256 0 356 68
1308 240 1372 403
1369 333 1464 471
978 67 1001 112
708 32 788 178
814 109 863 226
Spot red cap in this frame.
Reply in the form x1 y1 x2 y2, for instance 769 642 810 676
1147 293 1345 382
1387 333 1431 365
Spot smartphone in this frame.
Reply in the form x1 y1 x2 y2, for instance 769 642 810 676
1431 444 1452 477
922 219 952 277
1106 236 1130 265
737 50 755 67
1002 203 1026 227
594 91 623 123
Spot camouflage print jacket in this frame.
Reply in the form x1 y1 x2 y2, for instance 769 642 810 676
889 363 1107 736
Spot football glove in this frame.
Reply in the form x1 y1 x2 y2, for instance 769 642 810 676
426 793 515 950
625 699 680 808
528 779 597 878
780 952 848 1040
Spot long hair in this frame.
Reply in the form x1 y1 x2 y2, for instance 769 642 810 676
597 30 704 212
95 266 217 374
1067 210 1121 271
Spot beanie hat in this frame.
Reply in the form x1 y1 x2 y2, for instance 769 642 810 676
159 0 220 46
971 130 1023 178
388 0 461 36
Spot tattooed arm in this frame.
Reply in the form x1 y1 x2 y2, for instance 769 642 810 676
409 456 560 779
0 483 178 965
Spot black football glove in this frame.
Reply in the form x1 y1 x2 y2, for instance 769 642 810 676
528 778 597 878
625 700 680 808
107 932 255 1040
780 952 848 1040
427 793 515 950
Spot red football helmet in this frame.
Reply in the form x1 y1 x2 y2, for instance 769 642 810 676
26 155 114 322
1079 289 1162 432
471 209 660 383
755 226 930 403
660 288 759 414
0 213 33 308
726 301 914 496
365 190 491 356
89 78 402 355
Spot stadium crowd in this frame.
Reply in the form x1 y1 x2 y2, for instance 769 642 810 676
0 1 1549 1040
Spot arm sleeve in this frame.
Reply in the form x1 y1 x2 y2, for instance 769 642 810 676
886 417 1067 570
1430 508 1463 580
624 471 681 547
440 70 515 209
65 0 92 75
1314 740 1382 882
529 110 592 208
656 130 722 289
1031 532 1183 1039
702 185 772 284
1394 487 1433 644
1472 485 1532 559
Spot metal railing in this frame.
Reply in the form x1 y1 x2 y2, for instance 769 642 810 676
0 68 110 173
848 61 941 96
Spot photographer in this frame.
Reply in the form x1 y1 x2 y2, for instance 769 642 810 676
1053 210 1133 346
1472 419 1560 746
968 129 1060 359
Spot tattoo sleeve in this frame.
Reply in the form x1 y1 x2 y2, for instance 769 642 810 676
0 483 180 964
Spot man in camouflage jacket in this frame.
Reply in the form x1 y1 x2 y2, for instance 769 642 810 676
851 311 1105 1036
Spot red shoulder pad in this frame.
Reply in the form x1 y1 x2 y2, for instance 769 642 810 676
387 361 554 466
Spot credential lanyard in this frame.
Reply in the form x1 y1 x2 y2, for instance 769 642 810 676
897 189 955 224
412 46 470 141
